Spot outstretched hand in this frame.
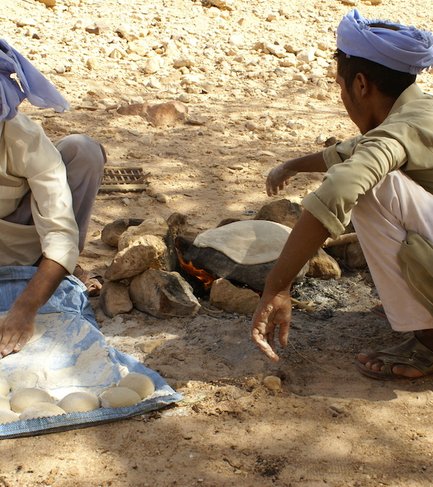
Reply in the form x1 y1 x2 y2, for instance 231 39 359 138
251 291 292 361
0 308 35 357
266 164 297 196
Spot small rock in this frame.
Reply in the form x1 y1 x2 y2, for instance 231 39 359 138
209 278 260 315
255 199 302 228
118 217 169 250
101 218 144 248
263 376 281 391
307 248 341 279
36 0 56 6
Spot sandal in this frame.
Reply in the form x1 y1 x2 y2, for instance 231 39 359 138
356 335 433 380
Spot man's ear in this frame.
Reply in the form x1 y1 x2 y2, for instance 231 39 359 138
353 72 370 97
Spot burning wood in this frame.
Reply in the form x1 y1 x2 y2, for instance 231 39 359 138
176 250 215 289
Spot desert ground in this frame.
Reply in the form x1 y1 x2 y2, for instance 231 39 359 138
1 0 433 486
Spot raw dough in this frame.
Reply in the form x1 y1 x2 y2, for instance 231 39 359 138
99 387 141 408
0 377 10 396
0 409 19 424
58 391 100 413
193 220 292 265
10 388 54 413
0 395 10 411
118 373 155 399
20 402 65 420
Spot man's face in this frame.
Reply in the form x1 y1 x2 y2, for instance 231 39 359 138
336 74 370 134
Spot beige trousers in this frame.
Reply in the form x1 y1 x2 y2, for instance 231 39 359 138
351 170 433 332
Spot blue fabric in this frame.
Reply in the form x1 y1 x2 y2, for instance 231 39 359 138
337 9 433 74
0 39 69 121
0 266 182 438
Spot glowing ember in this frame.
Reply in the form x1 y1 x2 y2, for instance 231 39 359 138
177 252 215 289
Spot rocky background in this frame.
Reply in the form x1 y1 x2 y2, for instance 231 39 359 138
1 0 433 486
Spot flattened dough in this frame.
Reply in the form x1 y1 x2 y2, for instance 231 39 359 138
193 220 292 265
0 409 19 424
20 402 65 420
0 377 10 396
99 387 141 408
58 391 100 413
118 373 155 399
0 395 10 411
10 388 54 413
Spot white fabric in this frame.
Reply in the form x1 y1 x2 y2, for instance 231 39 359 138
352 170 433 332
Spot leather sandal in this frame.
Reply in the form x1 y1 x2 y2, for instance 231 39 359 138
356 335 433 380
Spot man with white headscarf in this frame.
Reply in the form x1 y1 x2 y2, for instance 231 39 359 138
0 40 106 357
251 10 433 380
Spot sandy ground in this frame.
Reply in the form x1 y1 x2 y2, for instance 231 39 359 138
1 0 433 486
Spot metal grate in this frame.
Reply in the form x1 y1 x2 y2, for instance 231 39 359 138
99 166 150 193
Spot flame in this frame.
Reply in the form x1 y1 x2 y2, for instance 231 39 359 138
177 252 215 289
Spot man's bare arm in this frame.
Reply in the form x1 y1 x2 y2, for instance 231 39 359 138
0 257 67 357
266 151 327 196
251 210 330 360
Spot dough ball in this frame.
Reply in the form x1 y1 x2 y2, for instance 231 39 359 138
0 377 10 396
118 373 155 399
0 409 19 424
58 391 100 413
0 395 11 411
99 387 141 408
20 402 65 420
10 388 54 413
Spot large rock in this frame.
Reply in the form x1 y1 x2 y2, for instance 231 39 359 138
307 248 341 279
101 218 144 248
145 101 188 127
130 269 200 318
100 281 133 318
105 235 169 281
255 199 302 228
210 278 260 315
118 216 169 250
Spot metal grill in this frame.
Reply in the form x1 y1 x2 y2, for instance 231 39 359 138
99 166 150 193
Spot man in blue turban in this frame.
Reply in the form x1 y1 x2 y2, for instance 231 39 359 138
251 10 433 380
0 40 106 357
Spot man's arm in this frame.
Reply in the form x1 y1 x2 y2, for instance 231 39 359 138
251 210 330 360
0 257 67 357
266 151 327 196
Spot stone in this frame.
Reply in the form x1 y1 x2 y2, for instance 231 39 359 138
145 101 188 127
263 376 281 391
255 199 302 228
117 216 169 250
207 0 234 10
130 269 200 318
101 218 144 248
100 281 133 318
117 103 147 116
105 235 170 281
326 241 367 269
209 278 260 315
36 0 56 6
307 248 341 279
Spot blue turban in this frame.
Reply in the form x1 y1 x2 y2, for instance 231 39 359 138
337 9 433 74
0 39 69 121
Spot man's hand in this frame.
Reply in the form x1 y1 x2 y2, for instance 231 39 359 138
0 257 67 358
266 164 297 196
0 308 35 357
251 291 292 361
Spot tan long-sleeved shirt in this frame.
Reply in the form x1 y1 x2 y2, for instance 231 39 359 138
303 83 433 238
0 113 79 273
